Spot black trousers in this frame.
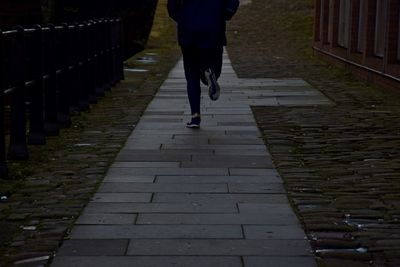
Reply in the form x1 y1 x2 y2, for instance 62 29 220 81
181 47 223 115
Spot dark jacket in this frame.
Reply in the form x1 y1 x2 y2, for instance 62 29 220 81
167 0 240 48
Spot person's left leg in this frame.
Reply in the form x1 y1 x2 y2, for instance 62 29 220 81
181 47 202 128
182 47 201 116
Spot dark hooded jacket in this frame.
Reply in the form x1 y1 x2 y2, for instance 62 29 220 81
167 0 240 48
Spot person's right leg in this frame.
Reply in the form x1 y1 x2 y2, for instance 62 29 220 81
200 47 223 101
205 47 224 79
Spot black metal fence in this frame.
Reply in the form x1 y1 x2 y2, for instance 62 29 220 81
0 18 124 179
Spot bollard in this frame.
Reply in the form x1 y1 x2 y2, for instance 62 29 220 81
77 23 90 111
110 19 118 86
117 19 125 81
7 27 29 160
100 19 111 91
112 19 122 85
67 25 80 112
97 20 110 92
55 24 71 127
0 31 9 178
93 20 105 97
101 19 112 91
105 19 114 89
86 22 97 104
43 25 60 136
27 25 46 145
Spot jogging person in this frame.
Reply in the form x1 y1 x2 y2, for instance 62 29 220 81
167 0 240 128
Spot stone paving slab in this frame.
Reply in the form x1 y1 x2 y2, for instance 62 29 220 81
52 256 243 267
243 225 307 239
227 183 285 193
75 214 137 225
70 225 243 239
90 193 152 203
190 155 273 163
181 161 273 168
126 239 312 255
153 193 290 204
136 213 299 225
51 54 327 266
97 182 228 193
111 162 181 168
214 149 271 155
243 257 317 267
83 203 238 213
160 144 267 150
229 168 278 176
102 176 155 183
106 167 230 176
155 175 282 183
237 203 297 214
57 240 129 256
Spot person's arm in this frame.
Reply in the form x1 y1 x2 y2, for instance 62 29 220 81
224 0 240 20
167 0 181 22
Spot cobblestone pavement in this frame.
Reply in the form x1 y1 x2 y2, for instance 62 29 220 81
253 106 400 267
227 0 400 266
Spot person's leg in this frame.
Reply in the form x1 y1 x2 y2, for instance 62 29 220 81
182 47 201 117
199 47 223 79
200 47 223 101
181 47 201 127
209 47 224 79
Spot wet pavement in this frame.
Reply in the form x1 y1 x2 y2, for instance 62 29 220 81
50 54 329 266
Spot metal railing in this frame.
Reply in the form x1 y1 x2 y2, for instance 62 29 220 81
0 18 124 179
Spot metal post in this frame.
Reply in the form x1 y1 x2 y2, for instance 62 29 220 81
67 25 80 112
77 23 90 111
117 18 125 81
100 20 110 92
86 22 97 104
27 25 46 145
107 19 114 88
93 20 105 97
56 24 72 127
7 27 29 160
104 19 113 91
0 31 9 178
111 19 118 86
43 25 60 136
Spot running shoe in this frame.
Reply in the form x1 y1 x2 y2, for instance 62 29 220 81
205 68 220 101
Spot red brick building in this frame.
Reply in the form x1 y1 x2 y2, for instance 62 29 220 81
314 0 400 91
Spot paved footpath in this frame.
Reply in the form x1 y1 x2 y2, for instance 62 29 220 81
51 53 330 267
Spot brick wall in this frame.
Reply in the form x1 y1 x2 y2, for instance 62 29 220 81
314 0 400 92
